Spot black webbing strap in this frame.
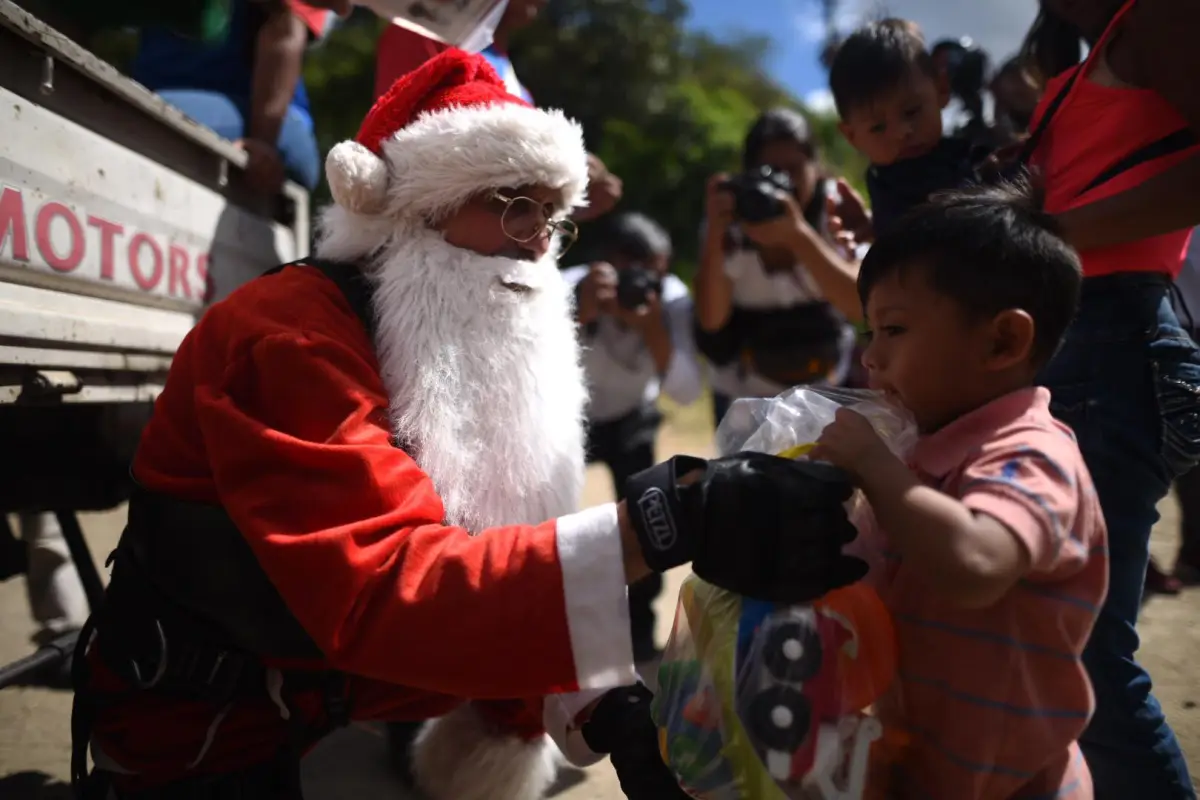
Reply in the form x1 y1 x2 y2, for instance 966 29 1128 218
1076 127 1199 199
273 258 378 345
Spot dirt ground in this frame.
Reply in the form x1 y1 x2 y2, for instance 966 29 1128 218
0 404 1197 799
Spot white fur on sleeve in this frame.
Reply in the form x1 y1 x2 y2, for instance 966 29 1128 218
543 687 609 767
555 503 638 691
412 704 560 800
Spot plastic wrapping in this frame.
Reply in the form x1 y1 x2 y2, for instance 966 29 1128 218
652 388 915 799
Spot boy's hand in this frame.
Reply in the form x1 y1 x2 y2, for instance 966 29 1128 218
813 408 892 478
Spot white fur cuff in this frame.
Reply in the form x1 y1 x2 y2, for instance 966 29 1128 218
412 704 561 800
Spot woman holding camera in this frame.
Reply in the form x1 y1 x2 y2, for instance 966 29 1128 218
694 108 863 425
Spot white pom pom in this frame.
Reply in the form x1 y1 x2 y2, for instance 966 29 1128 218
325 140 389 216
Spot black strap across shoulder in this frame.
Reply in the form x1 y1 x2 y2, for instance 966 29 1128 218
1017 64 1199 201
272 257 379 344
72 257 386 797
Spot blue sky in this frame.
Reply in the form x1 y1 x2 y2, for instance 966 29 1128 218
685 0 1041 113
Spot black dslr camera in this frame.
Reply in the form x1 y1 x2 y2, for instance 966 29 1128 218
616 265 664 310
719 166 795 224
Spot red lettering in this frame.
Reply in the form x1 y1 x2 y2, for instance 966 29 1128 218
167 245 192 299
0 187 29 262
196 253 211 303
87 216 124 280
35 202 85 273
128 233 163 291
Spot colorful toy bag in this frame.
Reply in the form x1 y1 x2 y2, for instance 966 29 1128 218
651 388 915 799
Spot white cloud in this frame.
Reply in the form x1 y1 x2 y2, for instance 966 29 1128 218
791 0 828 43
804 87 837 114
831 0 1041 64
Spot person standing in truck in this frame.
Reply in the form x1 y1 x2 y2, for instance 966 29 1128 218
130 0 334 193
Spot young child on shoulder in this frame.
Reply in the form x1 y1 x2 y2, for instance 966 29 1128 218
813 181 1107 800
829 18 992 237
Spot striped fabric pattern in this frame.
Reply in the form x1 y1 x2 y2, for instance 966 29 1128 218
866 387 1107 800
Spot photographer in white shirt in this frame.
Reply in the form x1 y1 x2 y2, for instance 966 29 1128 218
694 108 863 426
562 212 702 661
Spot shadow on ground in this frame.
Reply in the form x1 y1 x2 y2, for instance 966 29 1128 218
0 771 73 800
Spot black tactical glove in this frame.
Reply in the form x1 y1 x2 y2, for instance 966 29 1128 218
624 453 868 603
581 684 691 800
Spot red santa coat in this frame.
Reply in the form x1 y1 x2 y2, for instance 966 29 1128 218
89 264 636 793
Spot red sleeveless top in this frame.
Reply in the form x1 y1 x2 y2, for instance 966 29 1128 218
1029 0 1199 278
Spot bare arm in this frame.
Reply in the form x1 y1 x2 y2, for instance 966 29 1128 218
785 224 863 323
694 223 736 331
853 449 1030 609
814 410 1030 609
248 4 309 146
1055 153 1200 251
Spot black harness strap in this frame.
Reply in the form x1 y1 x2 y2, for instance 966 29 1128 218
273 257 379 344
72 257 379 799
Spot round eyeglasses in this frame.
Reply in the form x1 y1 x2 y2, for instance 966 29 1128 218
491 191 579 258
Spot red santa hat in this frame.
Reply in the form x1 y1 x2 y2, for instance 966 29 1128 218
325 48 589 219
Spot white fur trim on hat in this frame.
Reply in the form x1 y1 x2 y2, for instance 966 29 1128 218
411 704 561 800
376 103 590 220
325 140 390 216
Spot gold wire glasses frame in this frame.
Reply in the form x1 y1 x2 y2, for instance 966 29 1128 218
492 191 579 258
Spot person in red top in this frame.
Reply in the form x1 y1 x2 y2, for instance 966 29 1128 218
374 0 623 223
72 48 866 800
1021 1 1200 798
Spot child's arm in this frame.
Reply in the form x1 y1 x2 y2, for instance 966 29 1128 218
814 409 1081 609
815 411 1029 608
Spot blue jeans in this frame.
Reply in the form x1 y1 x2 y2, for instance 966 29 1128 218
157 89 321 191
1039 273 1200 800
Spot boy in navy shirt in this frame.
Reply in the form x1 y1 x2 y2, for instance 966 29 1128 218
829 19 990 237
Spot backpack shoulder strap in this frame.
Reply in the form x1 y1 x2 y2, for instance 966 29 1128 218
273 258 378 345
275 258 411 452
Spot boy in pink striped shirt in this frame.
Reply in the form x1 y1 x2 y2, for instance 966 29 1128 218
814 182 1107 799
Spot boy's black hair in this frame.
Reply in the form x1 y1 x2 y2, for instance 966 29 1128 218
602 212 672 264
829 18 938 117
858 178 1081 366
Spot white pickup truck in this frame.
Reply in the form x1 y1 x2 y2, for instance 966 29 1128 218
0 0 311 684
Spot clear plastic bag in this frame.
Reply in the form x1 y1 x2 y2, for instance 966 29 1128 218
714 386 915 463
651 577 898 799
651 388 915 799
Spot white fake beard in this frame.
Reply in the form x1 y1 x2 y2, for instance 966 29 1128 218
364 225 587 532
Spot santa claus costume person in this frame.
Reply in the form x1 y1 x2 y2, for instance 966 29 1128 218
71 49 865 800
